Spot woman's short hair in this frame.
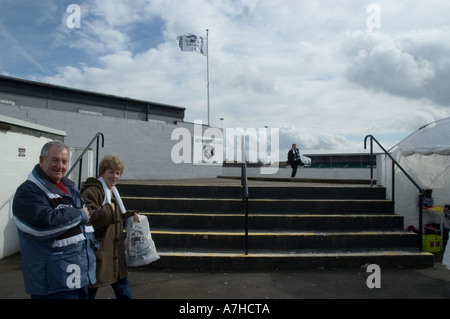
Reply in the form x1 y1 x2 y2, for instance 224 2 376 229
98 155 124 176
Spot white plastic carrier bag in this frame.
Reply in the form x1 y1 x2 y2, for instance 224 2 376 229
126 214 160 267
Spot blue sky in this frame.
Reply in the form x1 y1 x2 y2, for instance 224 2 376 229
1 0 450 154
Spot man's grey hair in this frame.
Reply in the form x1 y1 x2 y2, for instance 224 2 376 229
40 141 69 157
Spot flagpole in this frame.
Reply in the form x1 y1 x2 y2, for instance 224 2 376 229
206 29 210 126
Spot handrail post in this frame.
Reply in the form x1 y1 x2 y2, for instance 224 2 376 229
419 193 423 250
391 160 395 203
241 135 249 255
242 161 249 256
96 134 101 176
370 137 373 181
364 135 374 185
78 157 83 187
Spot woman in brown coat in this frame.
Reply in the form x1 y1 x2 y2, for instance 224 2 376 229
81 155 138 299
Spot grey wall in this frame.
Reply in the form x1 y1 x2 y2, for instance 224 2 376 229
0 103 222 180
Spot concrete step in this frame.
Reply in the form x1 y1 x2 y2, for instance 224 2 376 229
150 229 418 250
122 197 395 214
145 212 404 230
146 249 434 270
117 183 387 200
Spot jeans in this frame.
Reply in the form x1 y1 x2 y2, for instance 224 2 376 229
88 277 132 299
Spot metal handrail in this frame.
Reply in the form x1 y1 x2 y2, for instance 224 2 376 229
364 135 425 250
242 159 249 255
66 132 105 185
241 136 249 255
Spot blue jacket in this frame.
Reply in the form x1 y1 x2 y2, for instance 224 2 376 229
13 164 97 296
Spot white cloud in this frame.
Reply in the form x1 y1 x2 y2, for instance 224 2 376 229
4 0 450 155
343 29 450 106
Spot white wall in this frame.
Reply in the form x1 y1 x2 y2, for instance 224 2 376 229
0 130 54 258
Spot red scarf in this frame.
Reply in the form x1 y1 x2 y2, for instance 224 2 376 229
54 181 70 195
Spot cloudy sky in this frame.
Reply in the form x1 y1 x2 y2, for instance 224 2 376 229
1 0 450 155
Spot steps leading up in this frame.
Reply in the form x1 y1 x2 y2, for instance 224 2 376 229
118 178 433 270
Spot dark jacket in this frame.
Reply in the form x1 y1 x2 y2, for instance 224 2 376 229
287 148 302 165
80 177 136 287
13 164 97 295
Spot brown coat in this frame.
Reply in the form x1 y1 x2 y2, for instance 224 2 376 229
81 177 136 288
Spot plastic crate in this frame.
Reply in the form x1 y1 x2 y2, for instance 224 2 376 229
422 226 442 252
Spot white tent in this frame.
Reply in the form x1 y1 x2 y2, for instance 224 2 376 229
388 117 450 229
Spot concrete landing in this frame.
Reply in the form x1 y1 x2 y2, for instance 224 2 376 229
119 176 375 187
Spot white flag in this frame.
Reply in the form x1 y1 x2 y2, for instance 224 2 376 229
177 34 207 56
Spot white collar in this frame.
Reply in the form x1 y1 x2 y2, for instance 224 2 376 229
98 176 126 214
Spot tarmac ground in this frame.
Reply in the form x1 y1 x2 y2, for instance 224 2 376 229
1 252 450 300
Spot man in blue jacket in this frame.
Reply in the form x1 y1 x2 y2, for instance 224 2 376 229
13 141 97 299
